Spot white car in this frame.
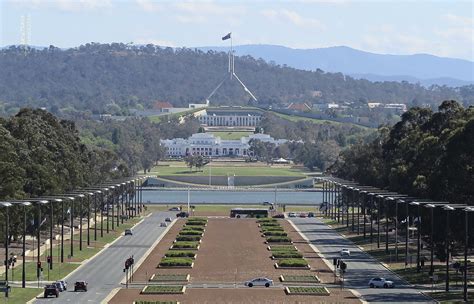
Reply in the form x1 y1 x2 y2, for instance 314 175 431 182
288 212 296 218
340 248 351 256
244 277 273 288
368 277 394 288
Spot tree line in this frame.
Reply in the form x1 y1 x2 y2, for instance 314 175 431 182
0 43 472 117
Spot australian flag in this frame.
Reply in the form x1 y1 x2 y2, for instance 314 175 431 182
222 33 231 40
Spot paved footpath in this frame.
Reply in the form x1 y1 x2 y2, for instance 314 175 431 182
33 211 175 303
290 217 433 303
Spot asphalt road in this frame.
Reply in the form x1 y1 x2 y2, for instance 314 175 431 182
290 217 433 303
33 211 175 303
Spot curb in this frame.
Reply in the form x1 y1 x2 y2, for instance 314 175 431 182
287 219 368 304
102 287 121 304
120 218 177 284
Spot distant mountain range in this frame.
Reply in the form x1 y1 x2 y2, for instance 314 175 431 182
198 45 474 87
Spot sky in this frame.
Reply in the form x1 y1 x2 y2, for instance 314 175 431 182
1 0 473 61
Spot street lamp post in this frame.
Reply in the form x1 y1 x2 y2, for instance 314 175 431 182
463 207 473 302
0 202 12 296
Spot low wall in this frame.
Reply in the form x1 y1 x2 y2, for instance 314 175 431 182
145 176 313 188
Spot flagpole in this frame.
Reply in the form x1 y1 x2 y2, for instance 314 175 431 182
230 33 233 79
187 187 190 214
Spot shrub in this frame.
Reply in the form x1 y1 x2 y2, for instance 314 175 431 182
141 285 184 294
186 220 206 226
178 230 202 236
278 258 308 267
176 235 201 242
286 286 329 295
165 251 196 258
182 225 205 231
269 245 296 251
171 241 199 249
134 301 179 304
159 257 193 267
260 222 281 227
264 231 288 237
266 236 292 243
257 218 277 223
272 251 303 259
261 226 284 232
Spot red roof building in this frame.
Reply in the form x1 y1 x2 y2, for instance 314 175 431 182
153 101 173 110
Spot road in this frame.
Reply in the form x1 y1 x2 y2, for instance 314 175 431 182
33 211 175 303
290 217 433 303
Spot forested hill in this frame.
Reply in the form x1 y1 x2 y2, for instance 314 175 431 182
0 43 473 115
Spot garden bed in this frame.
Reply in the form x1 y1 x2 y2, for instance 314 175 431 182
178 230 203 236
175 235 202 242
280 275 320 283
133 301 179 304
267 245 297 251
275 258 310 269
285 286 330 296
170 241 200 250
149 274 190 282
265 236 292 244
140 285 186 295
271 251 303 259
263 231 288 237
158 257 194 268
164 251 197 259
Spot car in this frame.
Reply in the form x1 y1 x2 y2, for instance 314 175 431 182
340 248 351 256
74 281 88 292
272 214 285 219
176 211 189 218
244 277 273 288
169 207 180 211
53 281 65 292
308 212 315 218
288 212 296 218
44 284 59 298
57 280 67 290
299 213 307 218
160 222 168 227
165 217 172 222
368 277 394 288
124 229 133 236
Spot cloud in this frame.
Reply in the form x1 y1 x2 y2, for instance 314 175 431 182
135 0 163 12
9 0 112 11
261 9 324 29
443 13 473 28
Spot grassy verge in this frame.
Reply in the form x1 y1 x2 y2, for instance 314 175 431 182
141 285 184 294
281 275 320 283
4 287 43 304
286 286 329 295
425 291 474 303
149 274 189 282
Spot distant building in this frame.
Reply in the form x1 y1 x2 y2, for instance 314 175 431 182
196 108 263 127
313 103 340 110
287 103 312 111
162 132 287 158
367 102 407 113
153 101 174 113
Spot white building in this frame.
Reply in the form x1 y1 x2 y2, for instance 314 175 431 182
196 108 263 127
162 133 287 158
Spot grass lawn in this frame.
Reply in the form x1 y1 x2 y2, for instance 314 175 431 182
426 290 474 303
5 287 42 304
271 111 372 131
141 285 184 294
148 109 199 123
23 261 79 281
151 163 305 177
208 131 252 140
281 275 320 283
286 286 329 295
149 274 189 282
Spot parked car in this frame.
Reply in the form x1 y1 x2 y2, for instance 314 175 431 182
53 281 64 292
169 207 180 211
244 277 273 288
288 212 296 217
299 213 307 218
368 277 394 288
165 217 172 222
160 222 168 227
44 284 59 298
272 214 285 219
57 280 67 290
340 248 351 256
124 229 133 236
74 281 88 292
308 212 315 218
176 211 189 218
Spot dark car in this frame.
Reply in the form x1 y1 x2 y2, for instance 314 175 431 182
308 212 315 218
44 284 59 298
74 281 88 292
176 211 189 218
272 214 285 218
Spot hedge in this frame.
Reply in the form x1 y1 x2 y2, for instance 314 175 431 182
165 251 196 258
178 230 202 236
134 301 179 304
176 235 201 242
269 245 296 251
277 258 308 267
149 274 189 282
185 221 206 226
260 222 281 227
286 286 329 295
159 257 193 267
141 285 184 294
257 218 277 223
182 226 205 231
171 241 199 249
264 231 288 237
272 251 303 259
266 236 292 243
261 226 284 232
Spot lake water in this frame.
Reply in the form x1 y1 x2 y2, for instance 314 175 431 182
142 189 322 205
